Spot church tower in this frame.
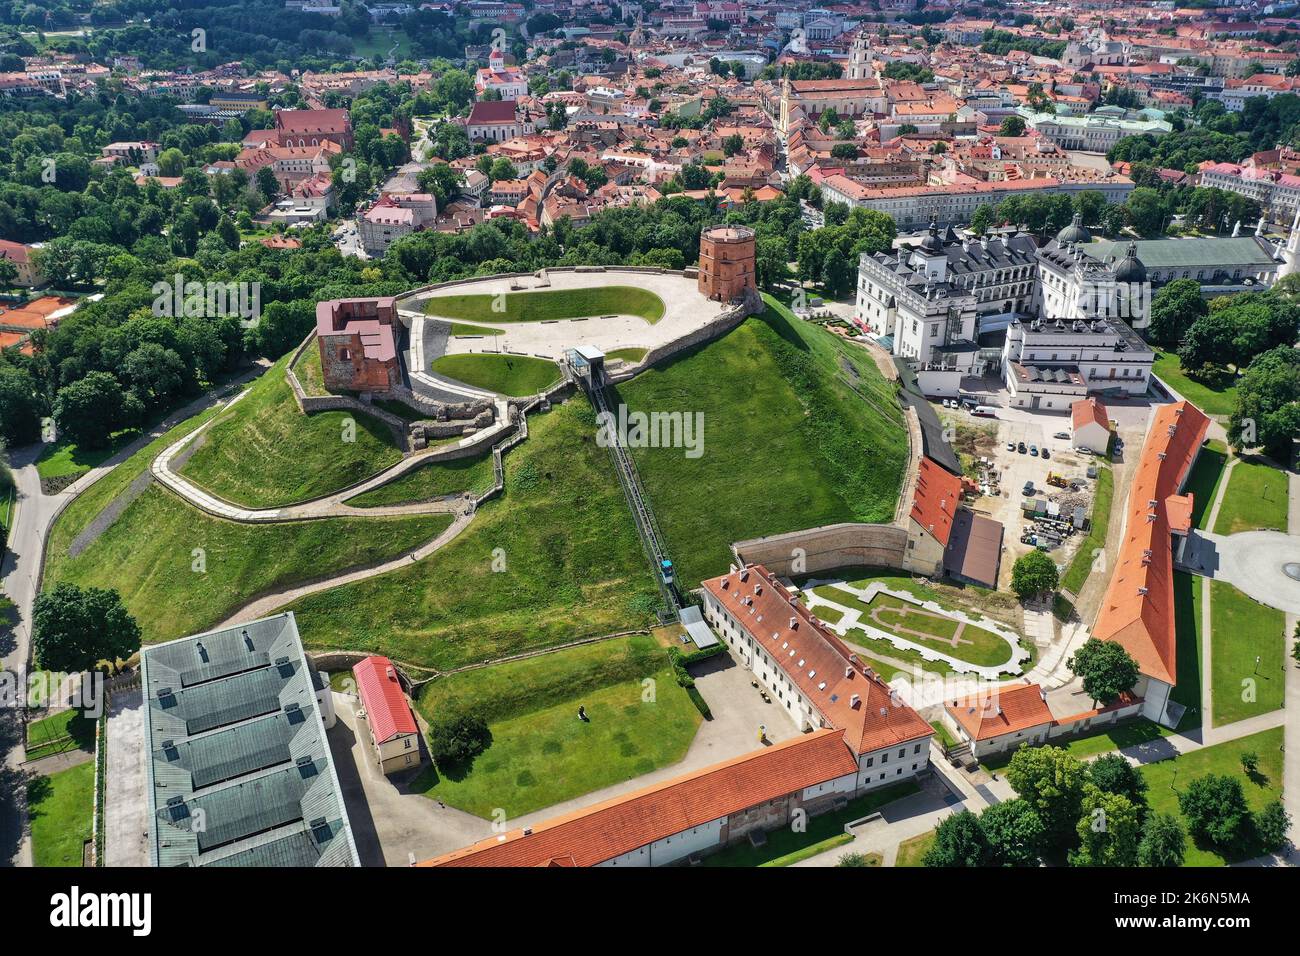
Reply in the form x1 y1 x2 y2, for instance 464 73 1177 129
1279 206 1300 280
848 33 870 80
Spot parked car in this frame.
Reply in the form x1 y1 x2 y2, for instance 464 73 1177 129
1017 441 1027 454
1022 480 1035 496
1052 431 1070 440
1029 444 1039 457
1006 441 1016 452
1041 448 1050 460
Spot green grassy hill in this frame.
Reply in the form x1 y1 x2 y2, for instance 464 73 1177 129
179 357 403 508
612 296 907 589
284 398 661 670
43 407 451 646
429 353 561 397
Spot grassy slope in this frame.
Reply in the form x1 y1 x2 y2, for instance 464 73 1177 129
429 353 561 397
44 404 450 646
292 343 329 397
1060 466 1113 595
424 286 665 323
1210 580 1286 727
1212 458 1290 535
348 450 497 507
1140 727 1283 866
180 356 403 508
28 761 95 867
615 297 906 590
1171 572 1204 730
284 398 661 670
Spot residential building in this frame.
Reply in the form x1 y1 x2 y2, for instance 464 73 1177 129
1072 397 1111 453
0 239 44 287
357 192 438 256
352 656 422 775
139 613 359 867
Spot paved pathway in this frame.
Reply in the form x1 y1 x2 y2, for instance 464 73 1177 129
215 510 475 627
150 388 493 524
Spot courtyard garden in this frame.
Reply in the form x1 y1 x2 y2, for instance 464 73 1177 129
429 353 561 397
1182 439 1228 531
806 581 1024 671
1171 572 1205 730
616 297 907 589
411 636 699 818
285 398 662 670
1209 580 1286 727
180 356 404 508
1151 350 1238 417
424 286 665 324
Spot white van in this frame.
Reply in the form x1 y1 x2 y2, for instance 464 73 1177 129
971 405 998 418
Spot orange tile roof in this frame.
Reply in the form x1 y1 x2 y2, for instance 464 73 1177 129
1091 401 1210 686
1072 396 1109 433
910 456 962 547
946 683 1053 741
420 729 860 867
702 565 933 756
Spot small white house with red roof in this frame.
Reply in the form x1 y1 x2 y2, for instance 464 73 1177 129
1071 397 1110 453
352 655 423 775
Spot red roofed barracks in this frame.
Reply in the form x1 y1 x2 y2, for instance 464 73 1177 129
1092 400 1210 728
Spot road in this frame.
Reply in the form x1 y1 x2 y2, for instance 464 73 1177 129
0 370 262 868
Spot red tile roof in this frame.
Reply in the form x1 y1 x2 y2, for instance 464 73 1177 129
1072 396 1109 433
420 729 860 867
468 99 520 125
946 683 1053 741
910 455 962 546
701 565 933 756
1092 401 1210 686
352 656 418 745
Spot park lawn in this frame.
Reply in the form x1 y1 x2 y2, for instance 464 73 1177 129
1139 727 1283 866
411 663 700 818
424 286 666 324
429 353 561 397
703 782 919 867
25 709 95 761
180 356 403 508
1209 580 1285 727
35 430 137 482
447 322 504 336
348 450 497 507
1060 466 1114 595
1183 440 1228 531
1053 717 1174 760
415 634 669 725
812 586 1016 669
284 399 662 670
895 829 936 866
1152 350 1238 417
1212 458 1290 535
44 478 451 647
840 632 954 679
28 761 95 867
1171 572 1205 730
615 296 907 590
292 342 329 397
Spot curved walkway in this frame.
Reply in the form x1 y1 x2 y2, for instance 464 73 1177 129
214 510 475 627
150 388 507 524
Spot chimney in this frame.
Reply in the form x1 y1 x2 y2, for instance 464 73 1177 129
386 666 396 681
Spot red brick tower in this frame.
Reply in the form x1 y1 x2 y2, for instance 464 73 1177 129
698 225 756 301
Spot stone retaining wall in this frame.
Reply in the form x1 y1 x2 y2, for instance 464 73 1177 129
732 522 913 578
